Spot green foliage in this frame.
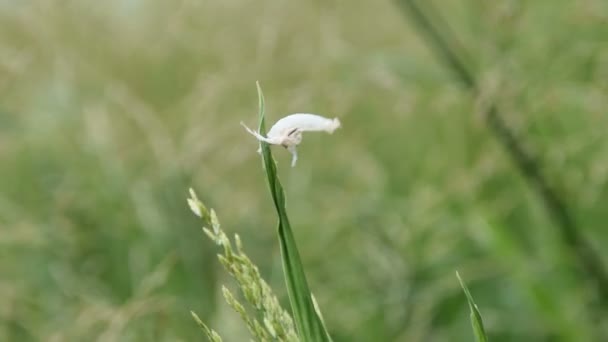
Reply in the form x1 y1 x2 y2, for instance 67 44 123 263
2 1 608 340
255 83 333 341
187 189 298 341
191 311 223 342
456 272 488 342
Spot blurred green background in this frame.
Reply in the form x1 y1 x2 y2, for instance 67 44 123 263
2 0 608 341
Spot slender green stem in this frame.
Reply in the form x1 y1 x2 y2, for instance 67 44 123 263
255 82 332 342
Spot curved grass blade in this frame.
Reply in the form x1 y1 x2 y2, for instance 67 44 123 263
456 271 488 342
255 81 332 342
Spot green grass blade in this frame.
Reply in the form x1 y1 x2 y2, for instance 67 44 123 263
456 271 488 342
255 81 332 342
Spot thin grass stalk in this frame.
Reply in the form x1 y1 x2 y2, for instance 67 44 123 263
456 272 489 342
255 82 332 342
394 0 608 308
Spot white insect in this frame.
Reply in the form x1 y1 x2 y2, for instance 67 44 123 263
241 113 341 167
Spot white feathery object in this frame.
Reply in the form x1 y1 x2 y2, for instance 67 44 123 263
241 113 341 167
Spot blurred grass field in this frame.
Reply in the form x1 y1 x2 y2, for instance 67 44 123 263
1 0 608 341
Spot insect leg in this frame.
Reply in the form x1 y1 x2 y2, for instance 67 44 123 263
287 145 298 167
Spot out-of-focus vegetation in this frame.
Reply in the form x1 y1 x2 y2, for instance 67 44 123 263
1 0 608 341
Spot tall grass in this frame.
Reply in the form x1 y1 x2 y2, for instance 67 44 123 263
1 0 608 340
255 82 333 341
187 188 297 341
189 84 493 341
395 0 608 308
457 271 488 342
187 83 331 341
